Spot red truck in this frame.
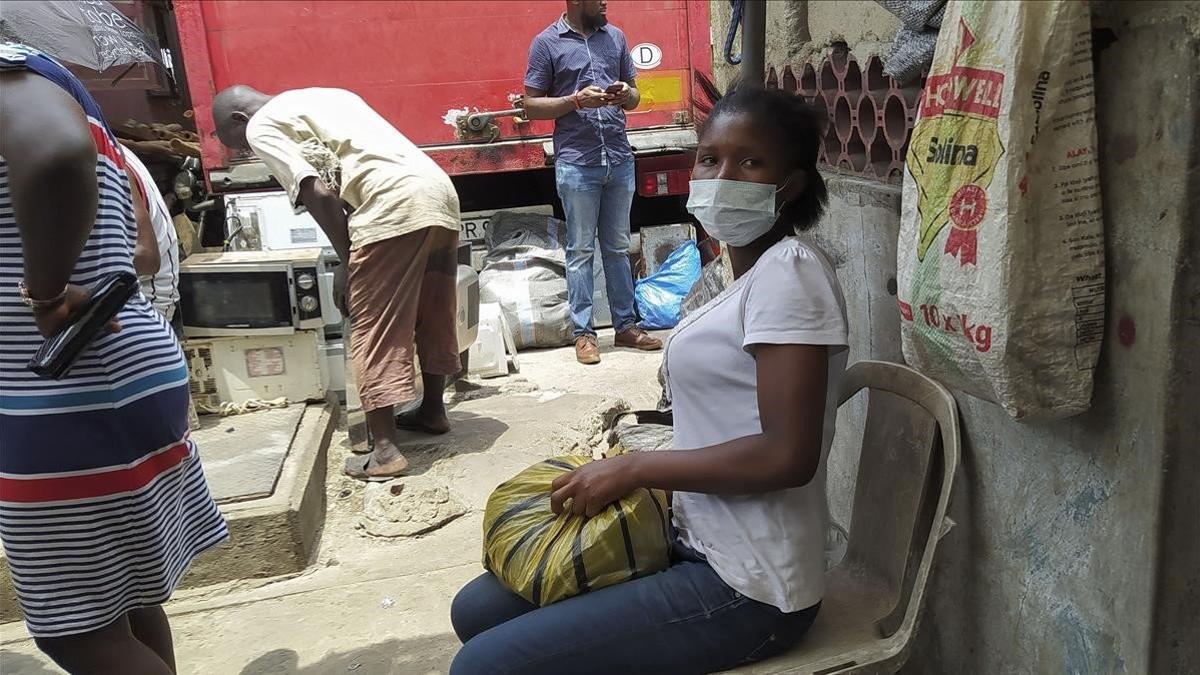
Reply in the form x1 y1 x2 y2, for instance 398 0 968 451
174 0 711 237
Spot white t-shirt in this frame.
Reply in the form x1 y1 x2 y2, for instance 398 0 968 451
246 88 460 251
122 148 179 319
663 236 848 612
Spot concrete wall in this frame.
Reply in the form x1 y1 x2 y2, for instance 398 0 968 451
800 2 1199 673
707 0 898 90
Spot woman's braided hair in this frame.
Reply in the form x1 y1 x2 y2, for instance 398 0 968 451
699 83 829 233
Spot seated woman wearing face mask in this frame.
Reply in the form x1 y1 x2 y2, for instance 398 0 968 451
449 85 848 674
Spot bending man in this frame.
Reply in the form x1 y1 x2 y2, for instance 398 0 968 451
213 85 462 481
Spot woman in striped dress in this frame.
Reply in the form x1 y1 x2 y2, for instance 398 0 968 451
0 44 228 674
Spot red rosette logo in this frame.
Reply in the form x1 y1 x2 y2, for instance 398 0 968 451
945 184 987 266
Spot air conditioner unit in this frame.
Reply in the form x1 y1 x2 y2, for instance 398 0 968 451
183 331 328 410
457 264 480 353
227 191 332 252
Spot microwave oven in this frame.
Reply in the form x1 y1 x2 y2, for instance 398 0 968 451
179 248 341 338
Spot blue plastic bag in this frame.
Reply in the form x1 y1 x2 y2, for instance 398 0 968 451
635 241 701 330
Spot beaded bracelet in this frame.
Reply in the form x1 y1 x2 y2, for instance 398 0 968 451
17 281 67 311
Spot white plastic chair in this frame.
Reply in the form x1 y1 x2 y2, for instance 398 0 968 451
730 360 961 674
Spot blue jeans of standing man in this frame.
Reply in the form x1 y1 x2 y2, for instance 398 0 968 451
556 160 638 337
449 541 820 674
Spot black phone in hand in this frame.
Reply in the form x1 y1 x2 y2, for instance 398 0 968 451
27 271 139 380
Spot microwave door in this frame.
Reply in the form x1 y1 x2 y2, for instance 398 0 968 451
180 269 296 337
319 271 342 326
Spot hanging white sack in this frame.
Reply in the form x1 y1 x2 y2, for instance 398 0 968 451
898 0 1105 420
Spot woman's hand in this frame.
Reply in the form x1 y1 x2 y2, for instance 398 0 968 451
551 454 641 518
33 284 120 338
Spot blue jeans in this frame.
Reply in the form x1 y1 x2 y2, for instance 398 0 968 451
556 160 638 337
449 542 820 674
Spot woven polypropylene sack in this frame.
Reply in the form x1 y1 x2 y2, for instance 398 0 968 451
898 0 1104 420
478 260 572 349
482 456 671 606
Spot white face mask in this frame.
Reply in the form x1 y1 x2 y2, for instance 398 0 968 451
685 178 788 248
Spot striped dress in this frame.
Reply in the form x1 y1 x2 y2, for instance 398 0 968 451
0 44 228 638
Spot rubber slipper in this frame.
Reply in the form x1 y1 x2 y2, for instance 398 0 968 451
343 454 409 482
394 410 450 435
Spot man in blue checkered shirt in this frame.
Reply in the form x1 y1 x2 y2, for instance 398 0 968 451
523 0 663 365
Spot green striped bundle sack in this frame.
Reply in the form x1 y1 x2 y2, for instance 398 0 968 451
482 455 671 606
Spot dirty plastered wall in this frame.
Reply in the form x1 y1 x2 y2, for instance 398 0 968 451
707 0 898 90
797 1 1200 673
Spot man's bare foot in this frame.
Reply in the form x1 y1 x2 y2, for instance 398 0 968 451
394 408 451 435
344 441 410 481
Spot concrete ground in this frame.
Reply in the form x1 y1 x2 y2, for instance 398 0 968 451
0 331 665 675
198 405 306 504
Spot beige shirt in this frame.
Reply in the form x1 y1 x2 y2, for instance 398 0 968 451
246 88 460 250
